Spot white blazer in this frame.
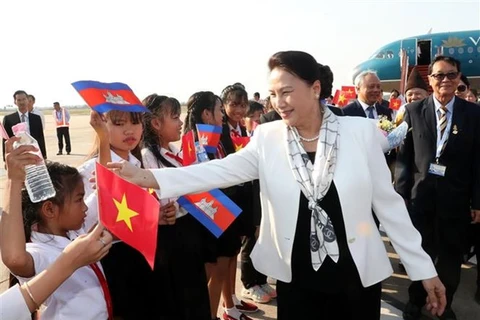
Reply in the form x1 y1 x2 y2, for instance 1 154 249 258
152 116 437 287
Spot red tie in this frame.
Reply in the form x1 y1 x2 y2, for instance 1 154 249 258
90 263 113 320
164 151 183 165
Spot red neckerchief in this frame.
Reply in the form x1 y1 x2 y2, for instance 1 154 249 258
230 128 241 138
90 263 113 320
164 151 183 166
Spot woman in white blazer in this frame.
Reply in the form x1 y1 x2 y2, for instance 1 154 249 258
107 51 446 319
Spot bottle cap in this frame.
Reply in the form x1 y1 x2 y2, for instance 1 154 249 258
12 122 28 136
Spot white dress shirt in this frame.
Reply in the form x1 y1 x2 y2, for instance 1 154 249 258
358 99 379 119
13 231 107 320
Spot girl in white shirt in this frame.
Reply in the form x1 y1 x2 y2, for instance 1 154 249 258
0 142 110 320
141 94 211 319
78 110 159 319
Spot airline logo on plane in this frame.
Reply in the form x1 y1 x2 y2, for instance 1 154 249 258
441 36 480 47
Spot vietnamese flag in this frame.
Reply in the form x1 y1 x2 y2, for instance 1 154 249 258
182 130 197 166
341 86 356 99
177 189 242 238
71 81 150 114
95 163 159 269
231 135 250 152
333 90 348 107
196 124 222 154
389 98 402 110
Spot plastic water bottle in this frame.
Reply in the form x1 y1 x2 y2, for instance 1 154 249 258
195 141 209 163
12 122 56 203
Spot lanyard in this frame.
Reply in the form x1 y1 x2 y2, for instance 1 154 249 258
90 263 113 320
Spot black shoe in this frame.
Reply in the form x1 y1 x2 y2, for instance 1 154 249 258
56 152 62 155
475 287 480 305
67 152 70 155
403 301 422 320
438 308 457 320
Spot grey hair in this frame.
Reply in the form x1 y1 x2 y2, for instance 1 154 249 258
354 70 378 87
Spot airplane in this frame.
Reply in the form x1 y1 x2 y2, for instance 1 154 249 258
351 29 480 92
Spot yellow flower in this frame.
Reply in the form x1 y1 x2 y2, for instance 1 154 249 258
377 115 395 133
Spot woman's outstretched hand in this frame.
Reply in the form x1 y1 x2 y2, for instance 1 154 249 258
106 161 159 189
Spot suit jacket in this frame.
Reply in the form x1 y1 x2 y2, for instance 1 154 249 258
2 112 47 160
343 99 396 175
395 96 480 217
260 105 344 124
151 117 436 286
343 100 392 120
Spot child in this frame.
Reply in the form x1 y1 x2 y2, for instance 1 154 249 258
78 110 158 319
0 139 109 320
141 94 211 319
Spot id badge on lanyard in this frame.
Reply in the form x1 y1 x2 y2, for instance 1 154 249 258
431 111 452 177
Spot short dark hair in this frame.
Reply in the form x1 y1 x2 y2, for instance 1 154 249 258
13 90 28 99
28 94 35 102
246 100 264 117
253 92 260 98
53 102 60 106
428 55 461 75
268 51 333 100
460 74 470 88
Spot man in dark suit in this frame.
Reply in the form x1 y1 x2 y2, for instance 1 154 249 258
395 56 480 320
343 71 395 177
343 71 392 120
259 103 343 123
2 90 47 161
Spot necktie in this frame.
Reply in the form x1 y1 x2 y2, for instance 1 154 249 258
438 106 448 139
366 106 375 119
21 114 26 122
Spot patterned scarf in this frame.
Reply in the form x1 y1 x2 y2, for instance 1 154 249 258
286 106 340 271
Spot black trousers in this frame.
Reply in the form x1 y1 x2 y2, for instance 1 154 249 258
408 206 469 310
276 280 382 319
240 233 267 289
56 127 71 153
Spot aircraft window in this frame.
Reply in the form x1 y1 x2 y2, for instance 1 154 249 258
386 50 394 58
449 48 455 55
375 52 385 59
468 47 473 53
458 48 464 54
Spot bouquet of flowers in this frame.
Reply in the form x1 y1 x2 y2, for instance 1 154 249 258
377 115 396 136
375 115 409 152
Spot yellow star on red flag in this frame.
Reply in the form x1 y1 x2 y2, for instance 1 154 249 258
114 194 139 232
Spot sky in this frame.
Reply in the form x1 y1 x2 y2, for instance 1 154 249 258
0 0 479 108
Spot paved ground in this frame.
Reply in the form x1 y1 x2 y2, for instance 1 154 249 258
1 112 479 319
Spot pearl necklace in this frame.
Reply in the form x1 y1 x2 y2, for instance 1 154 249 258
298 133 320 142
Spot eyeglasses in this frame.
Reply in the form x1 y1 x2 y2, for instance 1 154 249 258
429 72 459 81
456 85 467 92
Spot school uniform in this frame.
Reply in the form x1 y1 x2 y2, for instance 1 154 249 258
78 152 156 319
13 230 108 320
141 144 211 320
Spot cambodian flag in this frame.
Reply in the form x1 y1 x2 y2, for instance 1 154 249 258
196 124 222 154
71 80 150 113
177 189 242 238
